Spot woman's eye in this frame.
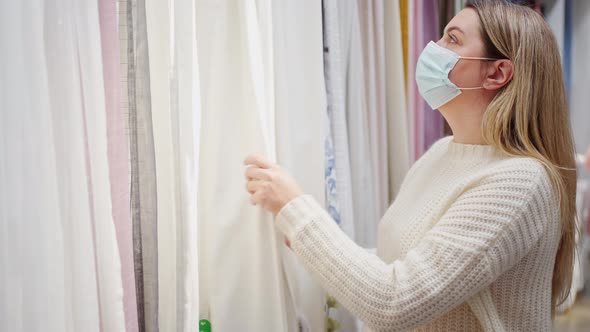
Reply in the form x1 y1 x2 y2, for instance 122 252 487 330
447 33 457 43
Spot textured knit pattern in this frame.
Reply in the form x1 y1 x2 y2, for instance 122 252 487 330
276 136 561 332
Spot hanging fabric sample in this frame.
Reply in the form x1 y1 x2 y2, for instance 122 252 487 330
0 1 126 331
126 0 160 330
1 2 81 331
170 2 202 330
409 0 425 161
383 0 410 202
144 0 202 330
195 0 296 330
563 0 572 95
272 1 328 331
45 1 105 329
143 1 178 330
323 1 378 331
545 0 566 59
99 0 140 330
405 0 417 160
569 0 590 153
71 0 127 329
410 0 428 161
358 0 391 217
408 0 444 161
355 0 410 222
144 1 176 328
420 0 444 152
400 0 409 87
334 0 379 249
322 0 357 243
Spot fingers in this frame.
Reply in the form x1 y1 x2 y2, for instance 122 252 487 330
250 190 265 206
245 179 265 194
244 154 274 169
245 166 271 181
243 154 279 209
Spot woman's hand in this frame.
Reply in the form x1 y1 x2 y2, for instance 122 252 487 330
243 154 304 216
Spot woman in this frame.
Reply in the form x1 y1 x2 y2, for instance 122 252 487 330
244 0 577 330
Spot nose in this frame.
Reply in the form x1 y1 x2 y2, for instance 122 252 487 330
435 37 446 47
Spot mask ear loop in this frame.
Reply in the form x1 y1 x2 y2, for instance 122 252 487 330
459 56 499 61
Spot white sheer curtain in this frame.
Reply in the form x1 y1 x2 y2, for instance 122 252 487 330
73 0 126 329
273 1 327 331
1 1 125 331
195 0 293 330
358 0 409 227
565 0 590 311
143 0 201 331
323 0 357 243
570 0 590 153
195 0 327 330
334 0 380 250
383 0 410 203
1 2 72 331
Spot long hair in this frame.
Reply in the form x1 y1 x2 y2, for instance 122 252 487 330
466 0 578 316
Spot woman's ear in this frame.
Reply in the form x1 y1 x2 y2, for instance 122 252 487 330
483 59 513 90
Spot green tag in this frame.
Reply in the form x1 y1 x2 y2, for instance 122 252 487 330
199 319 211 332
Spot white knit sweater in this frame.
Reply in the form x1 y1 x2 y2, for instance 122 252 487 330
276 136 561 332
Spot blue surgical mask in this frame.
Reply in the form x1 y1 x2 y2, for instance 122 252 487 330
416 41 497 110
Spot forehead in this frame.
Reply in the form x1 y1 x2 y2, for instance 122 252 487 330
444 8 481 38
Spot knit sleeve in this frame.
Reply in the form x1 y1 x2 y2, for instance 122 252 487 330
275 160 557 332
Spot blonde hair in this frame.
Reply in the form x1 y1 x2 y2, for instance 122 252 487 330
466 0 578 316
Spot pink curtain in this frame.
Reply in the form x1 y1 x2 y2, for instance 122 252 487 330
98 1 139 331
422 0 444 152
408 0 424 161
409 0 444 161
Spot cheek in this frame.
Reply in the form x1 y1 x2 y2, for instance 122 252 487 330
448 61 471 86
448 61 485 87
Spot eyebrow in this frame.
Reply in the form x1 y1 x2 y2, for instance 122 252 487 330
444 26 464 35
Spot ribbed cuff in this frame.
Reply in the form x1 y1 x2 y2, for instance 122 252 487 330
275 194 320 242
